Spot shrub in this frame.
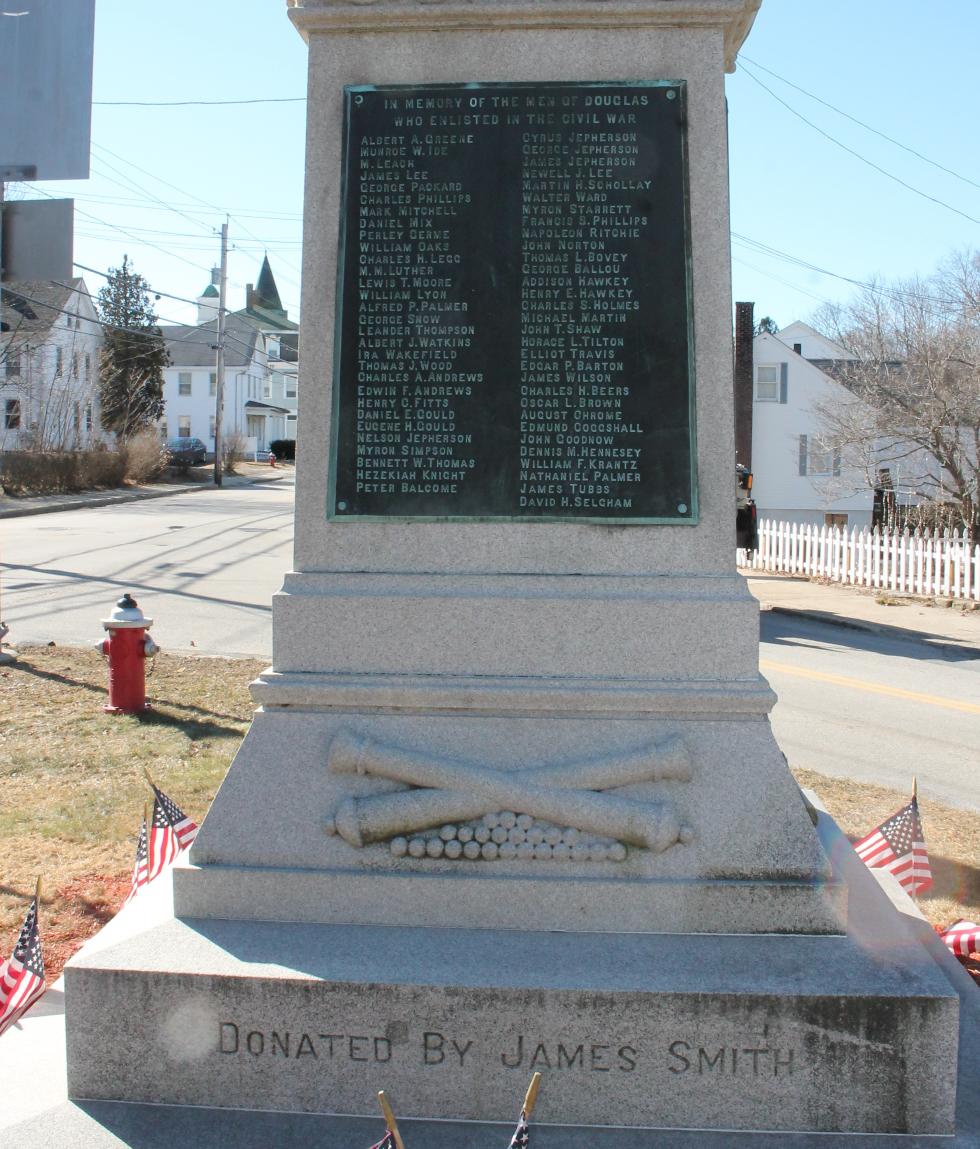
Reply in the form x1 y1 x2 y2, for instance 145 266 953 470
0 449 128 495
123 430 168 485
222 431 247 475
268 438 296 461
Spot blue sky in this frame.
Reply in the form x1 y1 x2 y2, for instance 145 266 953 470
11 0 979 329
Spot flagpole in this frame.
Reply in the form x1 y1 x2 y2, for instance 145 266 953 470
522 1071 542 1119
142 767 156 792
911 776 920 901
34 875 41 904
378 1090 406 1149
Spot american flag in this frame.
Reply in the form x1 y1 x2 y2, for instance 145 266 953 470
367 1133 396 1149
125 814 149 903
853 797 932 895
147 785 198 880
942 920 980 957
0 893 45 1036
509 1110 530 1148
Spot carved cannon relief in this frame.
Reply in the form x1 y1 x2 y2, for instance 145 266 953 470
324 730 694 861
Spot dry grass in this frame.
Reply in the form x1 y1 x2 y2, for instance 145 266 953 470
793 768 980 930
0 646 976 979
0 645 263 975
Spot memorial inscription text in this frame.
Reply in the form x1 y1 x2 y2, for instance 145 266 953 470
332 82 695 522
217 1023 799 1080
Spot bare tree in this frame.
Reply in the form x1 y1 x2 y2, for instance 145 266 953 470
811 250 980 535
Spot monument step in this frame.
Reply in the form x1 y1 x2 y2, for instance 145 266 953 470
64 880 957 1135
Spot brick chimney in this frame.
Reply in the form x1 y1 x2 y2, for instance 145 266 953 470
733 301 754 469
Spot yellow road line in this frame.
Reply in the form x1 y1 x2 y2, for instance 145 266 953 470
760 659 980 716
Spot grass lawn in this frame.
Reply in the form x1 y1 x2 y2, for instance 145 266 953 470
1 645 977 978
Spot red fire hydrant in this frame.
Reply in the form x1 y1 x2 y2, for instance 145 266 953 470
96 593 159 714
268 451 277 467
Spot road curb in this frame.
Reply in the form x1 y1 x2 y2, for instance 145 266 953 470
763 604 980 659
0 483 209 519
0 474 290 519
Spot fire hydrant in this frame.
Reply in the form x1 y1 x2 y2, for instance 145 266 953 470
95 593 158 714
268 451 277 467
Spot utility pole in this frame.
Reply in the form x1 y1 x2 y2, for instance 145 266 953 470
213 219 228 487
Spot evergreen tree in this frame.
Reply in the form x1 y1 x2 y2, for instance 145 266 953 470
97 256 168 439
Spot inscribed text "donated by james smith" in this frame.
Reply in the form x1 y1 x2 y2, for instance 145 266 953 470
331 82 695 522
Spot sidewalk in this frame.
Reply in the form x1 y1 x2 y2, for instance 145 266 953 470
0 463 292 520
746 571 980 655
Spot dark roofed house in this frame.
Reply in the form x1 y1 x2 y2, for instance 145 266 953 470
1 277 105 451
159 259 298 454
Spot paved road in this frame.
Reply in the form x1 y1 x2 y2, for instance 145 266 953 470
761 611 980 811
1 482 294 660
3 487 977 808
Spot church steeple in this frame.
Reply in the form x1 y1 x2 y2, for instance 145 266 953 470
248 255 285 317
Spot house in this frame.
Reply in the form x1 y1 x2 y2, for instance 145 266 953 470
0 277 104 451
735 307 875 528
158 258 298 455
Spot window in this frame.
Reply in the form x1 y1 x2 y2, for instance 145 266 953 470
263 381 271 399
825 513 848 528
209 372 217 396
72 352 79 378
73 402 81 441
209 415 216 439
55 346 63 376
286 383 297 398
85 353 91 382
5 398 21 429
799 434 841 477
286 413 297 421
178 372 192 396
85 403 93 432
756 363 787 402
178 415 191 437
159 421 168 439
5 348 21 377
267 340 280 359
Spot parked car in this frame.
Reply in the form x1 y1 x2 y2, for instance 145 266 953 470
166 437 207 466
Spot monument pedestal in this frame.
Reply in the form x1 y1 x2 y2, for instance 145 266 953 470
56 0 965 1140
63 818 957 1136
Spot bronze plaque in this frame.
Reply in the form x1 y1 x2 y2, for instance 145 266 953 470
331 81 695 523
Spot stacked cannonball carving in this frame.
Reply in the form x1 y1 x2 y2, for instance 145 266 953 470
389 810 628 862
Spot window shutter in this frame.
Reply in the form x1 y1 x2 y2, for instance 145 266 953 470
779 362 788 404
833 448 842 477
798 434 808 476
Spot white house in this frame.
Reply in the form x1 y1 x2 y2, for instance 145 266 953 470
158 259 298 455
748 321 875 529
0 277 105 451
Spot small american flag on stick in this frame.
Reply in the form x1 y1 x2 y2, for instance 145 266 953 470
144 777 199 880
942 920 979 958
853 790 932 896
0 882 45 1037
367 1133 396 1149
509 1071 541 1148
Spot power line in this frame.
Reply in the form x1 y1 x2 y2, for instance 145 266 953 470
90 149 217 238
737 62 980 227
94 96 305 107
730 235 960 321
71 265 289 359
738 55 980 193
86 144 305 292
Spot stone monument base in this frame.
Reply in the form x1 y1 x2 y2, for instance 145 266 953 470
62 816 958 1138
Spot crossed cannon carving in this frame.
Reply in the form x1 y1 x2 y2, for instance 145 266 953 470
325 730 694 853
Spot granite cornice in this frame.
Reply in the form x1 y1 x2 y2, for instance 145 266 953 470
287 0 762 71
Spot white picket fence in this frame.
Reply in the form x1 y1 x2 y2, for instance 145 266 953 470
738 519 980 602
